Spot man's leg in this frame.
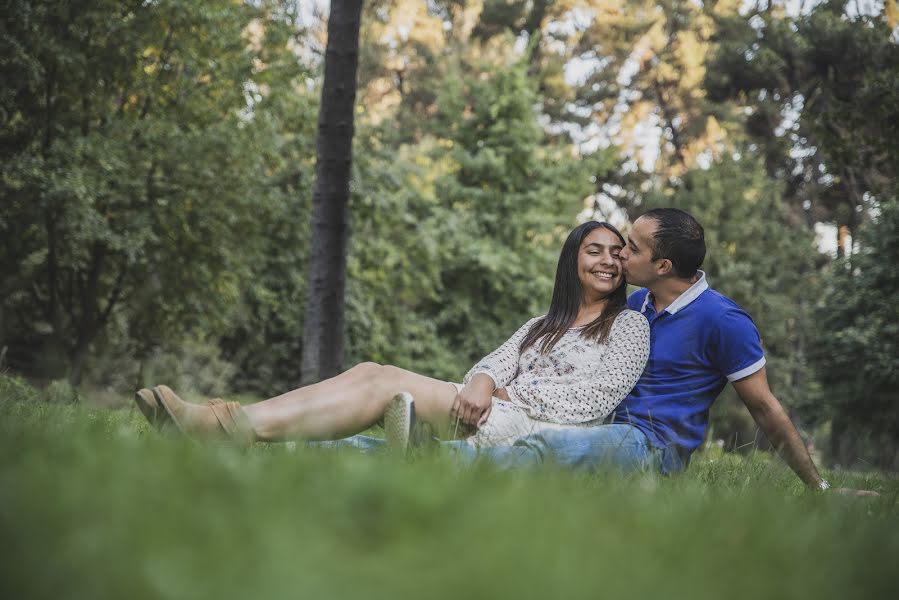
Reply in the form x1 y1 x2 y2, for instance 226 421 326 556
304 435 387 453
303 425 660 475
441 438 546 469
302 435 547 468
537 425 659 473
443 424 660 474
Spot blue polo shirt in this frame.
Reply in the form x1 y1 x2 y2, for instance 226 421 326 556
609 272 766 472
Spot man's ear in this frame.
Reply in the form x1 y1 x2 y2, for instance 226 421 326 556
656 259 673 277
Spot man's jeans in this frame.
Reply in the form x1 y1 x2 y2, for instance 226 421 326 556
312 424 661 475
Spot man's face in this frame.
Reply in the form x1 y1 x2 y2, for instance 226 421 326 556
619 217 659 287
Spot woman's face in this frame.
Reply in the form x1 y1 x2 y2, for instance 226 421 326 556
577 227 625 299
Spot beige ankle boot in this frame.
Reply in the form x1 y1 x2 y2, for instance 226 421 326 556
208 398 255 448
152 385 254 447
134 388 168 429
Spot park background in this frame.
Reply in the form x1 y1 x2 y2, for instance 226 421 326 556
2 1 899 598
3 0 897 468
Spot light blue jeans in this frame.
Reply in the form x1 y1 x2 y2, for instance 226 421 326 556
310 424 662 475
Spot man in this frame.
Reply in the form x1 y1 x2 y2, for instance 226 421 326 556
454 208 829 489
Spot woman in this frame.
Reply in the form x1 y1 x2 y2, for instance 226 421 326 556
134 221 650 451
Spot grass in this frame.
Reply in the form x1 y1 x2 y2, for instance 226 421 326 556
1 375 897 600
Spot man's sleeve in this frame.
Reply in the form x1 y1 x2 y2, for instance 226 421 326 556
712 308 766 382
627 288 649 312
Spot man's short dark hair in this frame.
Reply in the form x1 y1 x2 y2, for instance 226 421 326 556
642 208 706 278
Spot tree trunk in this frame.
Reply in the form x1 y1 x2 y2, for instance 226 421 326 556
523 0 549 72
829 415 856 469
68 342 90 386
301 0 363 384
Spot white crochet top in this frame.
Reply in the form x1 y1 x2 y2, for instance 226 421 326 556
463 310 650 424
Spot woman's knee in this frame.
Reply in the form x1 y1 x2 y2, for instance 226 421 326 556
379 365 407 380
348 362 403 394
347 362 410 400
346 361 382 379
364 364 413 395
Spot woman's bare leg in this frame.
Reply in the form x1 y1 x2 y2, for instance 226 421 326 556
243 362 458 442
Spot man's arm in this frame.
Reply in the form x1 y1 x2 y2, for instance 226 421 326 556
731 367 824 489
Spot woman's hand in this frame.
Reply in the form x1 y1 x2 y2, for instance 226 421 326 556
452 374 495 427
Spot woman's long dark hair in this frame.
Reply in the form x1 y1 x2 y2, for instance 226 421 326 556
519 221 629 355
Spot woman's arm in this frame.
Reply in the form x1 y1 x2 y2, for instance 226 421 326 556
462 316 543 389
507 311 650 424
453 317 543 427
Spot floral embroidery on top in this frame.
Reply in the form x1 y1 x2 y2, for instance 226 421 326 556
463 310 650 424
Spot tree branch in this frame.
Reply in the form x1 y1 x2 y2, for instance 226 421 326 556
83 241 107 323
99 264 128 326
139 27 175 121
652 77 686 166
44 208 63 334
43 63 57 155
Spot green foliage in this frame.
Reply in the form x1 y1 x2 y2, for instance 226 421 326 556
139 338 238 398
811 199 899 468
0 0 309 383
343 54 610 381
216 54 319 394
40 378 79 404
705 3 899 462
706 3 899 223
1 396 897 600
0 373 39 403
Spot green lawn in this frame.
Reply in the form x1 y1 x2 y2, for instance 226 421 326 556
1 377 897 600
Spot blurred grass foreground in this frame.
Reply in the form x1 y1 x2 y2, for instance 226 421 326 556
1 373 897 600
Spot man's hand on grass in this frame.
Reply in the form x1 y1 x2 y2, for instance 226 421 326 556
834 487 880 497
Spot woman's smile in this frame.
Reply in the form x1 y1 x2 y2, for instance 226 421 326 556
590 270 617 280
578 227 625 296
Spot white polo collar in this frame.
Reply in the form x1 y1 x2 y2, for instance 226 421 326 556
640 270 708 315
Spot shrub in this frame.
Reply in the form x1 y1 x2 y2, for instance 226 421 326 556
40 379 80 404
0 373 39 403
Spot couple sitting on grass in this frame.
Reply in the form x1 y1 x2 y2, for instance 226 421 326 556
135 208 833 491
